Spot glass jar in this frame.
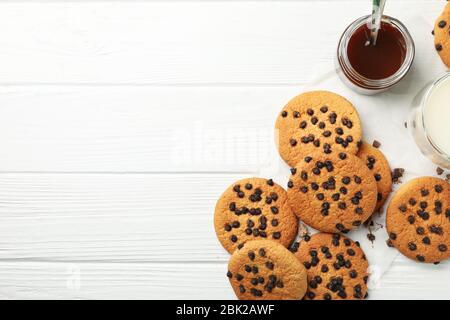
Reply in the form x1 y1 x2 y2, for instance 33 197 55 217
409 72 450 169
336 15 415 95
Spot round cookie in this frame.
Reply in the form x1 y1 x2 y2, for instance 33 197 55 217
356 142 392 213
214 178 298 254
275 90 362 167
287 151 377 233
386 177 450 264
294 233 369 300
227 240 307 300
434 2 450 68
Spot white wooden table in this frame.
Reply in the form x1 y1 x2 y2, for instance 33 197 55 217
0 0 448 300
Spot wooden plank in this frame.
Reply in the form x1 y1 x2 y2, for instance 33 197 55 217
0 1 442 85
0 173 244 262
0 256 448 300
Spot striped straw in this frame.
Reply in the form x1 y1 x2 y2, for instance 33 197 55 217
369 0 387 46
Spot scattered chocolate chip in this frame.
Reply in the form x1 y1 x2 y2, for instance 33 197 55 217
436 167 444 176
392 168 405 183
367 233 376 242
372 140 381 148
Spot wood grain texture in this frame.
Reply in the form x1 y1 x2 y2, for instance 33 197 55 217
0 1 442 85
0 256 447 300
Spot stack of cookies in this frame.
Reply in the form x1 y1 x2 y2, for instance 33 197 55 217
214 90 449 300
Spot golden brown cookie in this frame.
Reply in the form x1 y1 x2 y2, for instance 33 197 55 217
275 91 362 167
356 142 392 213
227 240 307 300
287 151 377 233
386 177 450 264
294 233 369 300
214 178 298 254
434 2 450 68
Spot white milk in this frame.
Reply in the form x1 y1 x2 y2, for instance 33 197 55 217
423 76 450 156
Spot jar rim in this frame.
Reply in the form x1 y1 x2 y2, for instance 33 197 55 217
337 15 415 90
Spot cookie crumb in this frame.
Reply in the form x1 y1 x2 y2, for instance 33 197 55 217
436 167 444 176
404 122 407 128
372 140 381 148
392 168 405 184
386 239 394 248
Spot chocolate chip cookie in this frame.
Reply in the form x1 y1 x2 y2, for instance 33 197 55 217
287 152 377 233
227 240 307 300
357 142 392 213
386 177 450 263
434 2 450 68
275 91 362 167
214 178 298 254
294 233 369 300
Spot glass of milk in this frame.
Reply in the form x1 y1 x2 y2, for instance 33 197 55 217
410 72 450 169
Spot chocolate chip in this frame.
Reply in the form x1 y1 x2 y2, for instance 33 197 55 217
271 219 278 227
322 130 332 137
290 167 297 175
421 189 429 197
248 251 255 260
318 122 326 129
245 228 252 235
270 192 278 201
422 237 431 245
272 232 281 239
329 112 337 124
312 167 321 175
304 156 312 163
336 223 346 232
355 207 363 215
293 111 300 118
354 176 362 184
311 117 318 125
244 265 251 273
338 201 347 209
224 224 232 232
287 180 293 188
352 220 362 226
416 255 425 262
417 210 430 220
267 179 274 186
409 198 417 206
349 270 358 278
238 191 245 198
232 221 240 228
435 44 442 51
367 234 376 242
307 108 314 116
438 244 447 252
300 171 308 181
290 138 297 146
389 232 397 240
342 176 351 184
229 202 236 211
316 193 325 200
374 173 382 181
392 168 405 183
323 143 332 154
227 271 233 278
300 121 307 129
434 185 443 193
303 262 311 269
252 266 259 274
281 111 288 117
416 227 425 235
337 291 347 299
372 140 381 148
239 285 246 293
408 242 417 251
300 186 308 193
436 167 444 175
347 249 355 256
230 235 238 242
407 215 415 224
399 204 407 212
331 193 340 201
270 206 279 214
386 239 394 247
321 265 329 273
429 225 443 235
304 234 311 242
439 20 447 28
320 106 329 113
